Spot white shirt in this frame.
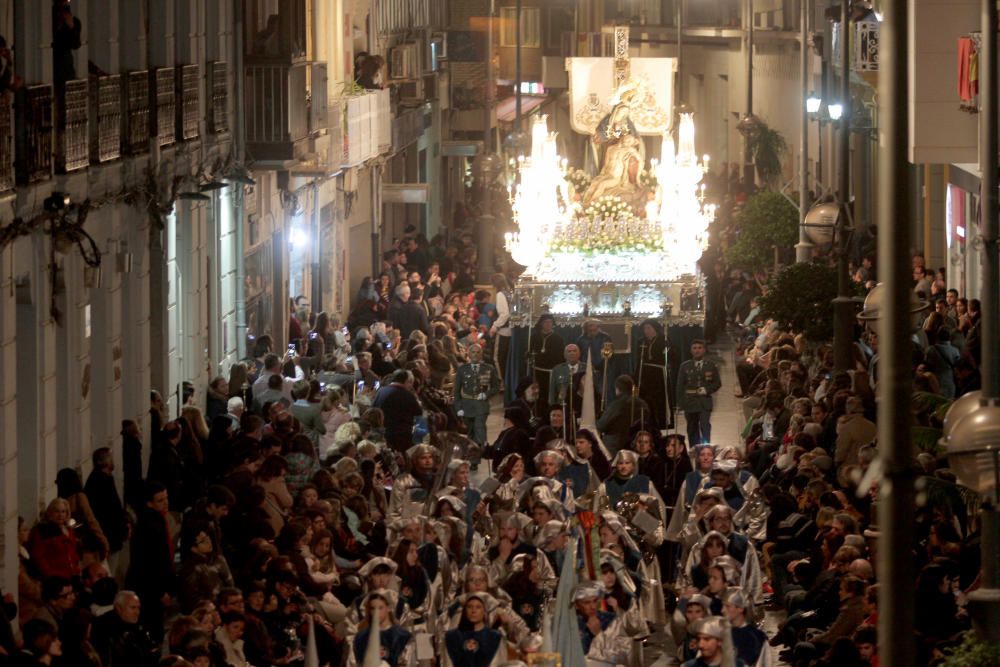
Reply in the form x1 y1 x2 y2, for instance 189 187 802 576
493 291 512 337
251 367 301 402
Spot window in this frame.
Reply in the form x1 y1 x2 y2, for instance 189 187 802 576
500 7 540 48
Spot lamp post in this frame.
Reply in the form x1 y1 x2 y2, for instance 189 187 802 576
478 0 500 284
806 92 825 187
831 0 854 372
515 0 522 130
742 0 756 187
796 0 814 263
874 0 915 663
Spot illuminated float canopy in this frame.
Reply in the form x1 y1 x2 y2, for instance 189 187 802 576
504 27 713 321
504 109 715 285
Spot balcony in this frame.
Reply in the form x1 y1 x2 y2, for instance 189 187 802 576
153 67 177 148
178 64 200 141
55 79 90 173
210 62 229 134
14 84 53 185
0 100 13 193
90 74 122 164
123 71 150 155
391 105 429 152
245 61 309 162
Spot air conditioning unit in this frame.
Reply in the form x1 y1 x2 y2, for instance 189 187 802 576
390 42 421 80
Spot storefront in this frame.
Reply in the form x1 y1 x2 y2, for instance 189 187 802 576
947 164 982 299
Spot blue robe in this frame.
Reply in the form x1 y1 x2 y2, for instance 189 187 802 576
603 474 652 507
559 461 593 497
444 626 504 667
683 470 711 506
353 625 412 667
577 610 616 654
732 624 768 665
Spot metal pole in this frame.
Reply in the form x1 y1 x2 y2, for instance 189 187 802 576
875 1 915 665
982 0 1000 399
677 0 683 105
372 166 382 278
832 0 853 371
478 0 497 283
796 0 813 262
746 0 753 115
515 0 522 130
744 0 754 186
233 0 247 360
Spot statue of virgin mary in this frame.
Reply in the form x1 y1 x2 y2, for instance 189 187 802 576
582 84 648 211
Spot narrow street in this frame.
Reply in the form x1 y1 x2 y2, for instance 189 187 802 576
482 334 788 665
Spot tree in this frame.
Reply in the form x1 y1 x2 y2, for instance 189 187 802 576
758 262 844 341
747 122 788 188
724 192 799 273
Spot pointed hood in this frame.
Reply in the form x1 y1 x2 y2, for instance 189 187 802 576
580 348 597 430
362 592 383 667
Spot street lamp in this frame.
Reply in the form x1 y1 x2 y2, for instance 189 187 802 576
806 92 822 114
941 399 1000 643
827 102 844 120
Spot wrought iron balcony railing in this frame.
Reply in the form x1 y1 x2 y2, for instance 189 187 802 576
153 67 176 148
15 84 53 185
0 99 13 193
123 70 150 155
210 62 229 135
90 74 121 164
56 78 90 173
245 62 308 161
178 64 200 141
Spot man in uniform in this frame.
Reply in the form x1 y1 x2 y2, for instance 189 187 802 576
548 344 586 438
455 343 500 467
675 340 721 445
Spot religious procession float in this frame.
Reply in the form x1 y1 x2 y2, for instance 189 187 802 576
505 27 715 339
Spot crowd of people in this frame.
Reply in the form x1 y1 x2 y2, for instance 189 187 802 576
0 208 990 667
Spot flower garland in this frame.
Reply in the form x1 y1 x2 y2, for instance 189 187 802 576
550 195 665 255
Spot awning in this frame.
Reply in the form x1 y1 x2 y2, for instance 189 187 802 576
495 95 548 124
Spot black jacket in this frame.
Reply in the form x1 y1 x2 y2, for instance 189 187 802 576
387 297 430 339
147 442 186 510
125 506 177 600
489 425 532 463
372 384 423 442
91 610 159 667
596 395 650 452
84 469 129 552
122 434 145 511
